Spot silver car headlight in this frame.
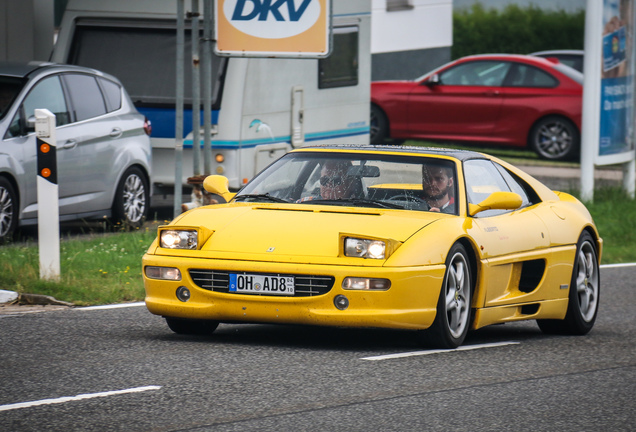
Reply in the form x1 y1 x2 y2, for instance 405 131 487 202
344 237 386 259
160 229 198 249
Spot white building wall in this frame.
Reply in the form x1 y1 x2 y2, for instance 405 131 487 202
371 0 453 54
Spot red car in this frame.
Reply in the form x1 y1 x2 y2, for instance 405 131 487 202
371 54 583 161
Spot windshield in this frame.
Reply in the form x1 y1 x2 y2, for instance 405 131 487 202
0 76 25 120
235 151 459 214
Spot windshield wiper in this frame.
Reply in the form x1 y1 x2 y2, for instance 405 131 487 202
302 198 405 209
233 194 290 203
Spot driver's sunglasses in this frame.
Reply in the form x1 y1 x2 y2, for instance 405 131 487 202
320 176 344 187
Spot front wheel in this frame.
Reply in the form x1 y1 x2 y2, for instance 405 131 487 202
529 116 579 161
421 243 473 348
165 318 219 335
537 231 600 335
0 177 18 244
112 167 149 228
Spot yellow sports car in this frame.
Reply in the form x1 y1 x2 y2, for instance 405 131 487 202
142 145 601 348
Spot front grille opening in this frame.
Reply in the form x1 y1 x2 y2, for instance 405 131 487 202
189 269 335 297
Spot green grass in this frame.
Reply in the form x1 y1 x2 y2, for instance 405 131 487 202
0 227 157 306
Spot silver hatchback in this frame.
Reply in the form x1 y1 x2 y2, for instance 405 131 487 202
0 62 152 242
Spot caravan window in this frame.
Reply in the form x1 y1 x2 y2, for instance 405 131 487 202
318 26 359 89
68 20 226 107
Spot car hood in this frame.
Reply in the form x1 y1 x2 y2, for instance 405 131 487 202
159 203 444 264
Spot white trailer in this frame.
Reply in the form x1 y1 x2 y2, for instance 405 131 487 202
51 0 371 192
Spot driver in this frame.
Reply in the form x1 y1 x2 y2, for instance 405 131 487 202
298 160 358 202
422 160 456 214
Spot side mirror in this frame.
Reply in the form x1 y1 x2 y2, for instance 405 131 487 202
425 74 440 86
202 175 236 202
468 191 522 216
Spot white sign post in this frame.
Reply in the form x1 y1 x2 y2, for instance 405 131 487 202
581 0 636 201
35 108 60 281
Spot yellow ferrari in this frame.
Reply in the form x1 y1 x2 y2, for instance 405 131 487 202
142 145 601 348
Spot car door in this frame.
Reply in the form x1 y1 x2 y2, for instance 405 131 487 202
5 74 85 220
59 73 115 214
407 60 510 138
461 159 556 308
495 62 562 140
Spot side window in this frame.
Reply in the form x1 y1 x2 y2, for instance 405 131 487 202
463 159 512 218
318 26 358 89
494 163 542 207
99 77 122 112
440 61 511 86
505 64 558 88
62 74 107 121
8 75 71 137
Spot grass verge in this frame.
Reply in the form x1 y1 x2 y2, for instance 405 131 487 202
0 189 633 307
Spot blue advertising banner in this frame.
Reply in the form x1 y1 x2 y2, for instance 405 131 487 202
599 0 635 159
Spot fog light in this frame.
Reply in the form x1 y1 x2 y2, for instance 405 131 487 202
334 294 349 310
176 286 191 302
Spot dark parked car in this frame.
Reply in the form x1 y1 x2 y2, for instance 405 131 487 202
371 54 583 161
531 50 584 73
0 62 152 242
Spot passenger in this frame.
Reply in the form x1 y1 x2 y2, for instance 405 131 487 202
422 160 456 214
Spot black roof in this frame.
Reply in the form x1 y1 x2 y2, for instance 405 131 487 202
297 144 486 162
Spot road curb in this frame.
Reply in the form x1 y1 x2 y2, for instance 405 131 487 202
0 290 73 307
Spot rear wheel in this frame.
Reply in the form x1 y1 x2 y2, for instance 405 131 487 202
112 167 149 228
537 231 600 335
422 243 473 348
529 115 579 161
0 177 18 244
165 317 219 335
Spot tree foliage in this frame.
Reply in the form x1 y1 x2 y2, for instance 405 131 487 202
453 3 585 59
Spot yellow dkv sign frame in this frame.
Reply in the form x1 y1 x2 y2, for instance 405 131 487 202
214 0 332 58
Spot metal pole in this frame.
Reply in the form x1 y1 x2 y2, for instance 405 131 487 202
174 0 185 218
202 0 212 175
190 0 201 177
580 0 602 202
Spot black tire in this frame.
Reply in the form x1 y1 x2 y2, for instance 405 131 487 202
537 231 600 335
370 104 389 144
112 167 149 228
422 243 473 348
529 115 580 161
0 177 18 244
165 317 219 336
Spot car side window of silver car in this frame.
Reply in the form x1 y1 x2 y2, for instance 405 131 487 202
62 74 107 121
8 75 70 137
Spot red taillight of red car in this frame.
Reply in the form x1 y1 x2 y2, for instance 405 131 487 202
144 117 152 136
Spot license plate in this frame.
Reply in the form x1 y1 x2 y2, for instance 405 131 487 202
229 273 295 295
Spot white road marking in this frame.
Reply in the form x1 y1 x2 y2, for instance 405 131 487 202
0 386 161 412
77 302 146 311
360 341 520 361
600 262 636 269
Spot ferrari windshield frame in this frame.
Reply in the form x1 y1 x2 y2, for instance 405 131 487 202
234 151 459 214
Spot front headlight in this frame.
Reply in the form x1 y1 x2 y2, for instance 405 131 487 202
344 237 386 259
160 230 198 249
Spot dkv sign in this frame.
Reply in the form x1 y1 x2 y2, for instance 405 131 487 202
215 0 332 57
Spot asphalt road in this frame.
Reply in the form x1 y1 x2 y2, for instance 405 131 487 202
1 266 634 432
